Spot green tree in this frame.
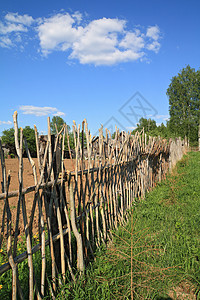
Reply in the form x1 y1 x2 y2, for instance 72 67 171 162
23 126 37 157
131 118 175 139
1 126 36 157
50 116 66 134
166 65 200 145
1 128 15 155
132 118 157 135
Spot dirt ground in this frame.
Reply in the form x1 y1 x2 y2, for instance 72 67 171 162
0 158 75 238
0 158 76 191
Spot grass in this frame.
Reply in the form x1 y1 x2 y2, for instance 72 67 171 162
1 152 200 299
55 152 200 299
0 231 52 299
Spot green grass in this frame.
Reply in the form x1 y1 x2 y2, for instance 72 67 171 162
1 152 200 299
56 152 200 299
0 232 52 299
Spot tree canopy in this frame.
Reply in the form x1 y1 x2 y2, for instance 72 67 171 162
50 116 77 150
1 126 36 157
50 116 66 134
1 128 15 155
166 65 200 144
131 117 172 139
132 117 157 134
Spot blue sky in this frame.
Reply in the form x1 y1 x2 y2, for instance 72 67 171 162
0 0 200 135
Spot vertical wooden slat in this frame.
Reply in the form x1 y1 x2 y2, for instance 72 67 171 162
69 180 84 272
0 140 7 249
13 112 35 299
34 125 41 174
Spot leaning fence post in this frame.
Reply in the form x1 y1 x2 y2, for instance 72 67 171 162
69 180 84 272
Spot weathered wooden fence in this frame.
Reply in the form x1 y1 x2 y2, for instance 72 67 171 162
0 112 187 299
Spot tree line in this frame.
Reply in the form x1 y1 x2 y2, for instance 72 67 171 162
1 64 200 157
0 117 76 158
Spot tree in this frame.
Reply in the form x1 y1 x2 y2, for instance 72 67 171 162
23 126 37 157
132 118 157 135
131 117 175 139
1 126 36 157
166 65 200 145
49 116 76 150
50 116 66 134
1 128 15 155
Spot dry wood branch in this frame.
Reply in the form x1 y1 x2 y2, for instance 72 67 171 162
34 125 41 174
0 227 70 275
0 140 7 249
69 181 84 272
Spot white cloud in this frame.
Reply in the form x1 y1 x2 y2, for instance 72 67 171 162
72 11 82 24
0 11 162 65
156 122 162 126
0 120 12 125
146 40 161 53
146 26 161 53
37 13 83 55
0 22 28 35
119 31 145 51
5 12 34 26
0 36 13 48
147 114 169 122
0 12 34 50
154 114 169 120
70 18 131 65
163 116 169 121
53 111 66 117
19 105 65 117
146 25 160 40
37 14 161 65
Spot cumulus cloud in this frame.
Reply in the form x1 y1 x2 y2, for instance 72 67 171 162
0 12 34 49
146 25 160 40
37 13 83 55
0 22 28 35
19 105 66 117
119 31 145 51
37 14 162 65
147 114 169 121
154 114 169 120
0 120 12 125
69 18 133 65
0 11 162 65
0 36 13 48
53 111 66 117
4 12 34 26
146 25 161 53
146 40 161 53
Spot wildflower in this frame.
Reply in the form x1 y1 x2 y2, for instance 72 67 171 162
33 232 39 239
0 284 2 290
0 249 2 253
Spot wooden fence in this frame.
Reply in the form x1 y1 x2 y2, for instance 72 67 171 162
0 112 187 299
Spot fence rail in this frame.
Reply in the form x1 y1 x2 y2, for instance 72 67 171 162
0 112 187 299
